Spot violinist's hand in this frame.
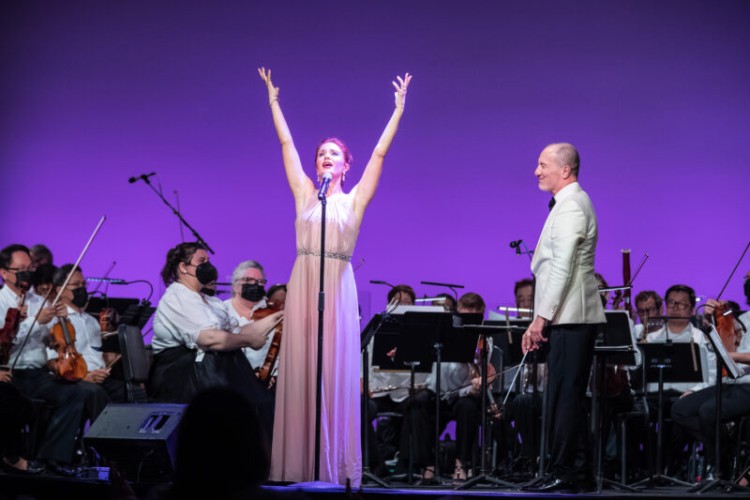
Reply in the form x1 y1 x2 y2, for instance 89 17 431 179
703 298 722 316
393 73 412 110
244 310 283 349
470 376 482 395
387 347 397 359
19 304 28 322
258 67 280 107
38 305 57 325
0 368 12 383
85 368 110 384
522 316 548 353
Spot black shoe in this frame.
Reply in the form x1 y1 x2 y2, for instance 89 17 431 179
1 459 45 475
521 475 578 493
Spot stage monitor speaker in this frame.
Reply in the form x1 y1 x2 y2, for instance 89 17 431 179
84 403 186 483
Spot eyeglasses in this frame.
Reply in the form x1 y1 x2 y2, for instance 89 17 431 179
235 277 268 286
666 299 691 311
3 267 31 273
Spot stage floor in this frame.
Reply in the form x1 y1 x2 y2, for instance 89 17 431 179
1 470 748 500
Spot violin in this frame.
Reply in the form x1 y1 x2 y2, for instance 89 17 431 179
254 301 284 387
473 335 502 420
45 215 106 382
49 315 88 382
0 292 27 367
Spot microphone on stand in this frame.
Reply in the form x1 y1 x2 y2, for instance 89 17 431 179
86 277 127 285
317 172 333 200
128 172 156 184
370 280 395 288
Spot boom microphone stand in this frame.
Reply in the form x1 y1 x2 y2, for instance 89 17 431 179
131 174 214 254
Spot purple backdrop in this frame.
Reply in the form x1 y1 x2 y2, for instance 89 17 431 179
2 0 749 338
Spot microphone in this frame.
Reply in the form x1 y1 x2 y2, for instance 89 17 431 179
370 280 395 288
86 277 127 285
128 172 156 184
509 240 523 248
317 172 333 200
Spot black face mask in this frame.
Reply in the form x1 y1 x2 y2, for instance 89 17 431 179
71 286 89 308
14 270 34 290
744 278 750 306
191 262 218 285
241 283 265 302
201 287 216 297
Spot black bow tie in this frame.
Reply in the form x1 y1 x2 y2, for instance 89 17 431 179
548 197 556 211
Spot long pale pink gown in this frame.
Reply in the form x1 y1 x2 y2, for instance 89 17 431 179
270 189 362 487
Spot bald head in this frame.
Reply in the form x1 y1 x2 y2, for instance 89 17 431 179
546 143 580 178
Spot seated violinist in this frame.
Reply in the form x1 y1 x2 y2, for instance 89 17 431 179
148 242 282 438
671 298 750 482
47 264 125 414
223 260 281 389
0 244 88 476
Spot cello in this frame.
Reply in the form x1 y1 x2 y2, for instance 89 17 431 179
254 300 284 388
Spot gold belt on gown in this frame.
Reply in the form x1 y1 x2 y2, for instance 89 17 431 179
296 249 352 262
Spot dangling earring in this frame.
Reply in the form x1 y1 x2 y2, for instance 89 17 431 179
342 172 346 185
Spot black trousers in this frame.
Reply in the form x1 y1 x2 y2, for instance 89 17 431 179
397 388 481 471
671 383 750 470
0 381 34 460
545 324 597 482
11 368 88 464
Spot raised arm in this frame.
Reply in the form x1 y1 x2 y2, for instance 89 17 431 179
258 67 315 205
353 73 412 217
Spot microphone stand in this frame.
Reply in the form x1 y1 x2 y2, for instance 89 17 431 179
313 183 328 481
136 176 214 254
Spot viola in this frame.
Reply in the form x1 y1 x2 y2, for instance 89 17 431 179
0 293 26 367
49 317 88 382
254 301 284 387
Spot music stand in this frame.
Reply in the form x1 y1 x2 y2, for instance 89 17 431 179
591 311 639 492
631 342 704 488
383 310 474 484
360 313 392 488
456 321 519 490
487 319 552 481
87 297 142 353
693 325 742 494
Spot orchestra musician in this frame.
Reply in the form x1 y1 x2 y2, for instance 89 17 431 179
223 260 280 389
0 244 89 476
671 297 750 482
48 264 125 413
642 284 716 478
148 242 282 439
396 292 488 483
633 290 665 340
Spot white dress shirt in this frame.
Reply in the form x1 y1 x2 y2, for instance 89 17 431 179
645 322 716 393
46 306 105 371
152 282 238 362
224 297 277 375
0 285 51 369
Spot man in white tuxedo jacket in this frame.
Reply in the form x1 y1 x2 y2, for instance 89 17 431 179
521 143 606 493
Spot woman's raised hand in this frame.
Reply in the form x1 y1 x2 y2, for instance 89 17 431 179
392 73 412 109
258 67 280 107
